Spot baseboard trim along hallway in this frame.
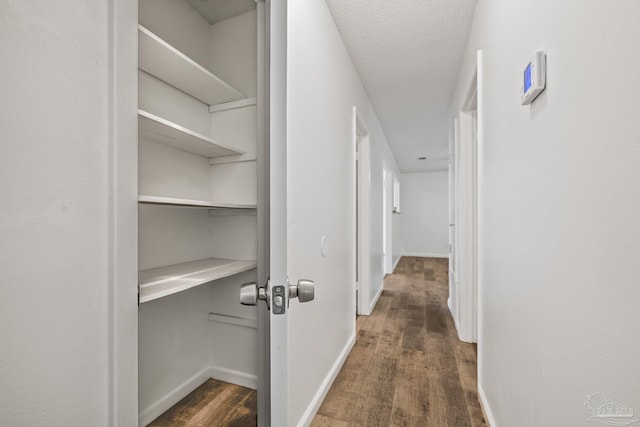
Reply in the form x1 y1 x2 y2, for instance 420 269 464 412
298 332 357 426
478 384 496 427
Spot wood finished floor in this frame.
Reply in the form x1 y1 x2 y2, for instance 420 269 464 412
148 379 257 427
312 256 487 427
148 257 484 427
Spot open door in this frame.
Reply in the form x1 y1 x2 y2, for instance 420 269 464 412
243 1 364 425
240 1 321 425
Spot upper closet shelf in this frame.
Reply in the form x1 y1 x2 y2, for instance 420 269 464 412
139 258 257 303
139 25 245 106
139 110 242 158
139 195 256 210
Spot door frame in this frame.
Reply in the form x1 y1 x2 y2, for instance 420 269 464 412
454 54 480 344
109 0 139 424
110 1 274 425
448 119 459 326
382 163 393 275
354 107 372 316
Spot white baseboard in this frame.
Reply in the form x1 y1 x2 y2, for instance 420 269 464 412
478 383 497 427
402 252 449 259
368 285 383 314
296 332 356 427
392 255 401 272
139 367 210 427
209 365 257 390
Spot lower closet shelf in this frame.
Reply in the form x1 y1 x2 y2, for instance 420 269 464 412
139 258 257 303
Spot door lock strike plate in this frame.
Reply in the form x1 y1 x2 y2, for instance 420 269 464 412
272 285 286 315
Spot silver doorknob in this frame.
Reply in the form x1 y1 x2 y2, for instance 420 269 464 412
289 279 315 303
240 282 268 306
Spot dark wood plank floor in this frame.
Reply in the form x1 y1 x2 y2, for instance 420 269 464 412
148 379 256 427
149 257 485 427
312 256 487 427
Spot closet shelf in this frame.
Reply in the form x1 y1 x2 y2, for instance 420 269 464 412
138 25 245 106
139 110 243 158
139 258 257 303
139 195 257 210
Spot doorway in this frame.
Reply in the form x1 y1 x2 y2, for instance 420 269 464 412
354 108 372 315
382 163 393 275
451 56 479 344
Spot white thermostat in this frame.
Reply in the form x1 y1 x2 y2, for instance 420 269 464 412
521 51 546 105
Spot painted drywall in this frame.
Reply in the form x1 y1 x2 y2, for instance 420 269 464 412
287 0 401 424
0 1 137 425
209 10 257 98
450 1 640 426
400 171 449 258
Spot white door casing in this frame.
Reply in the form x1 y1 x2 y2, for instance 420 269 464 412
355 109 372 315
453 52 480 344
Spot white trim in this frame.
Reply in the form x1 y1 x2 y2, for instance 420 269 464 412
296 333 356 427
392 255 401 272
478 384 497 427
355 107 372 316
401 252 449 259
455 53 479 344
109 0 138 424
367 285 384 315
209 366 258 390
208 97 257 113
138 368 210 427
447 297 453 315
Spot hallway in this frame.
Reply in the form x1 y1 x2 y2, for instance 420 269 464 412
312 257 486 427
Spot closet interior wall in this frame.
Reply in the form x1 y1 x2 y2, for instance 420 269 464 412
136 1 259 425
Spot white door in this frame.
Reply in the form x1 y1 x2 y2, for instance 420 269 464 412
241 1 321 425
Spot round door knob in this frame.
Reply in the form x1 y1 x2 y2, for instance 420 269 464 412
240 283 258 306
296 279 315 303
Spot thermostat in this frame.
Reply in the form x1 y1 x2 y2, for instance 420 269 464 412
521 51 546 105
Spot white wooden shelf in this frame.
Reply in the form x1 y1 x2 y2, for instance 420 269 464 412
138 110 242 158
139 258 257 303
138 195 256 210
138 25 245 106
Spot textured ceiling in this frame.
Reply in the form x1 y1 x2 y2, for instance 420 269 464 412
326 0 477 172
187 0 255 24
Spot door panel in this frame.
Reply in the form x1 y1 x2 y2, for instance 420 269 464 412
267 1 357 425
267 0 289 425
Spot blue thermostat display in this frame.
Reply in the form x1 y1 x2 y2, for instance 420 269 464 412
521 51 546 105
524 63 532 93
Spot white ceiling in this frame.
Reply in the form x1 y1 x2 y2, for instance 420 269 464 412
325 0 477 172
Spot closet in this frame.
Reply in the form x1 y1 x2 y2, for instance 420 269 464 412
136 0 262 425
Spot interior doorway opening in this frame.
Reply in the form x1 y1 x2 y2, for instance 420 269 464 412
451 55 479 344
354 108 372 315
382 163 394 275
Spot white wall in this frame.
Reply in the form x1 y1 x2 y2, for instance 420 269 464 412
287 0 400 424
451 1 640 426
0 1 138 425
400 171 449 258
